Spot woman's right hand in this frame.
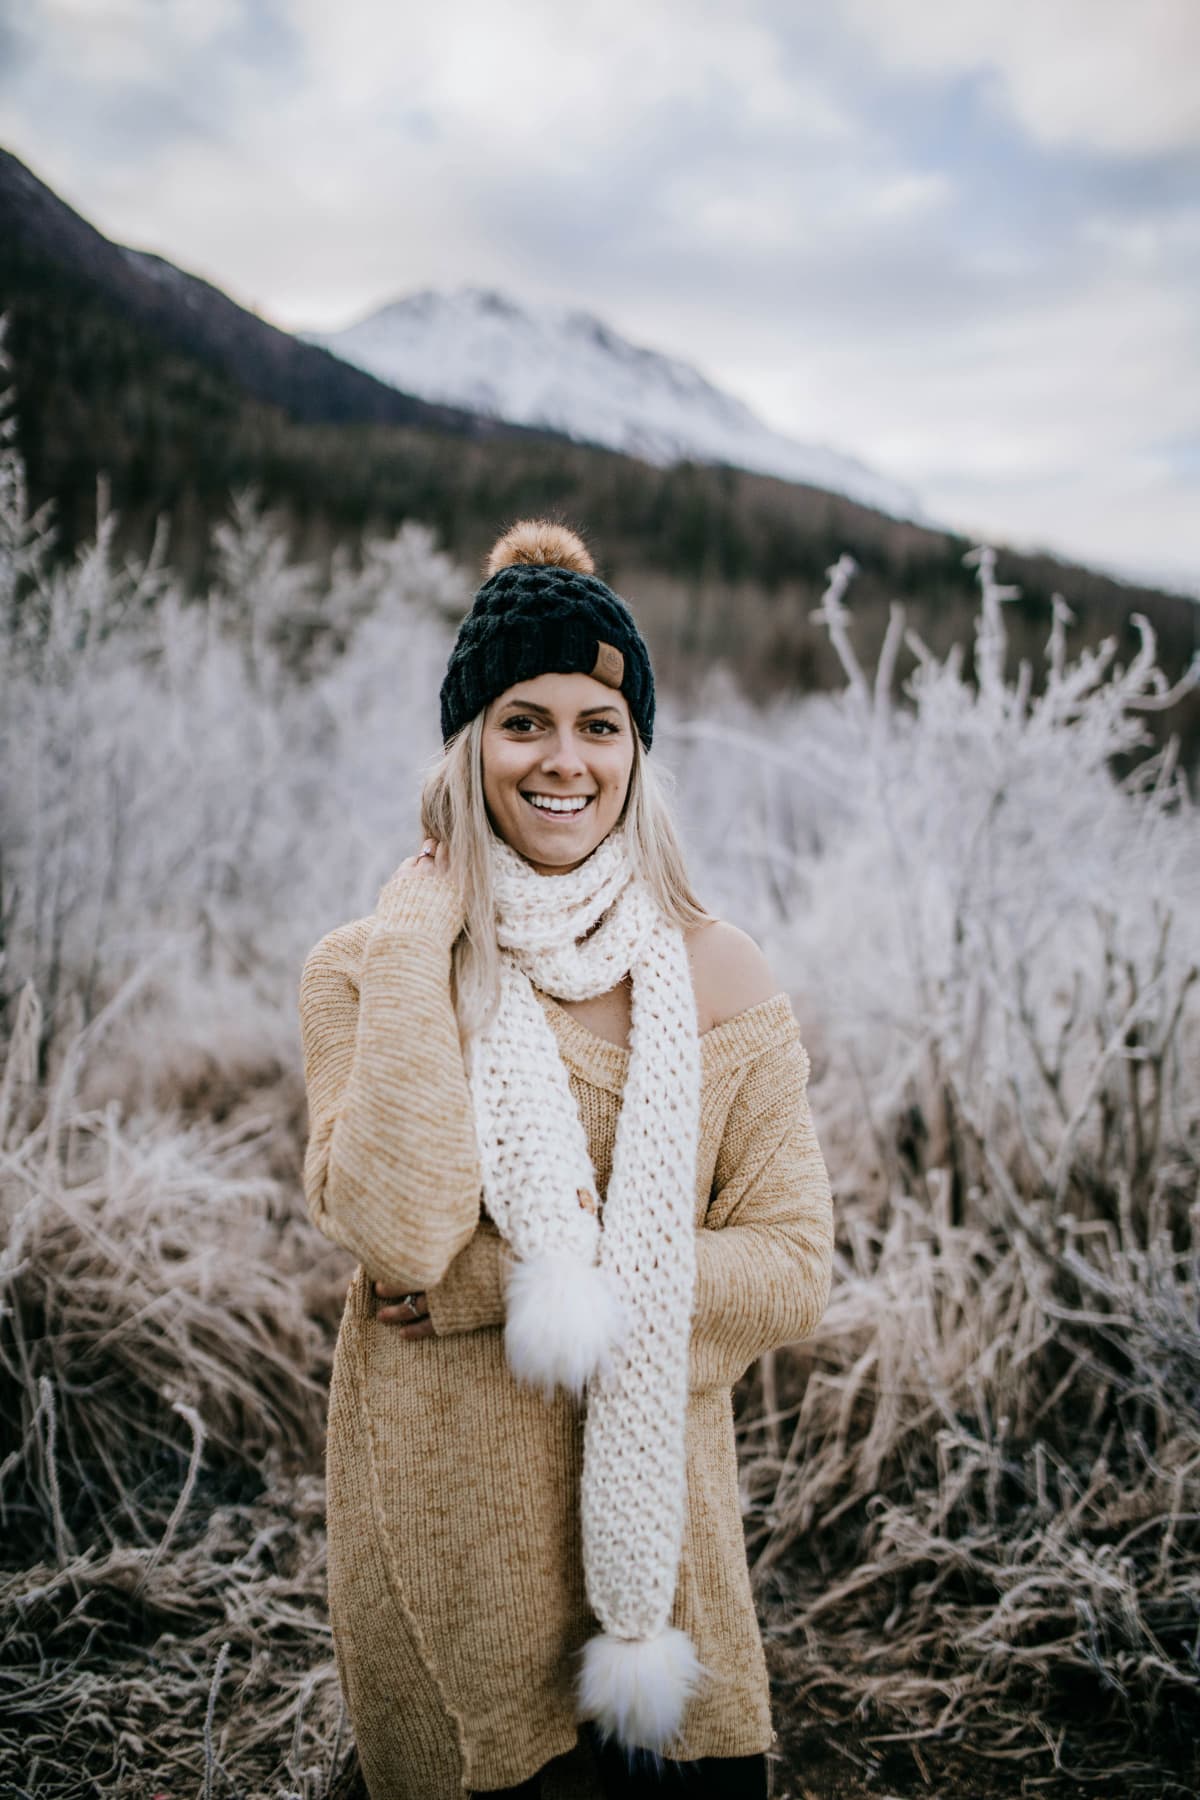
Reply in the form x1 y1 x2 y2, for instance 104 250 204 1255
374 834 464 936
389 836 451 881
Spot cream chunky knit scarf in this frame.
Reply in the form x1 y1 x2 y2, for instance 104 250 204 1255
464 822 709 1753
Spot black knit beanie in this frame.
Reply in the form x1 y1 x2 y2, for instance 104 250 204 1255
439 522 655 749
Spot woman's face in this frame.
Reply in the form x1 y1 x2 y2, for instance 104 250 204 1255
481 670 636 875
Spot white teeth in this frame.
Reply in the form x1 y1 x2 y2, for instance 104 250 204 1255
524 794 591 813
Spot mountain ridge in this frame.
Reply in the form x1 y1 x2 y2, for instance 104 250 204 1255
303 284 926 521
0 146 518 437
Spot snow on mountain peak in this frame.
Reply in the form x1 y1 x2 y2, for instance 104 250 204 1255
301 286 923 520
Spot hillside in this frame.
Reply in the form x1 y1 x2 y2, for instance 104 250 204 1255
0 149 504 436
0 144 1195 761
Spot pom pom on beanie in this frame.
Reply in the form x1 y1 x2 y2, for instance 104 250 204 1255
483 520 596 579
439 520 656 749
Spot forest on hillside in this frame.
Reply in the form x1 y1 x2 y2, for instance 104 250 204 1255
2 228 1197 770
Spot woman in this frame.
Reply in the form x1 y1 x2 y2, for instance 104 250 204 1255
298 521 835 1800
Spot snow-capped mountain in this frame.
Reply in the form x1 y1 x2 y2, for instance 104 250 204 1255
301 287 924 521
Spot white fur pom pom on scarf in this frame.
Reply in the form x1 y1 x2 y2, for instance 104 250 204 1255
464 823 709 1752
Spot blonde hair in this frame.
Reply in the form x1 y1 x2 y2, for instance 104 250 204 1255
419 711 711 1045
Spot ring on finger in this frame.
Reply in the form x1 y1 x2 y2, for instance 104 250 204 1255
381 1292 423 1316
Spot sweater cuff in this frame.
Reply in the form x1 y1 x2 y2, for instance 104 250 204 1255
372 873 466 946
426 1222 514 1336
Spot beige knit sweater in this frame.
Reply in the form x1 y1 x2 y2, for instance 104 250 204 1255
298 874 835 1800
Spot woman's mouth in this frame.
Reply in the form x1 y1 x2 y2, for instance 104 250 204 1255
520 791 595 821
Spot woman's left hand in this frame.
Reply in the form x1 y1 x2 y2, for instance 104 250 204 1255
375 1281 433 1337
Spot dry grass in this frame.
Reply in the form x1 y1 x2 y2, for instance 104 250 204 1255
5 967 1195 1795
0 986 360 1797
742 1181 1199 1793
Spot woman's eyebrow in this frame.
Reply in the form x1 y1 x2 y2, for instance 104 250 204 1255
499 699 623 719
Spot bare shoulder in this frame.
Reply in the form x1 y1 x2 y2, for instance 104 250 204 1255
684 917 783 1034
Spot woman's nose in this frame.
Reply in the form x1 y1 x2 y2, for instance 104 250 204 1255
538 732 587 777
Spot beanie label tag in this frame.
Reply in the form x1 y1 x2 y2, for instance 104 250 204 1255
590 640 625 689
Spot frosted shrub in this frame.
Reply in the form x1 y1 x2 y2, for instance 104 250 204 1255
686 550 1200 1785
668 549 1199 1227
0 348 458 1103
0 328 55 637
841 546 1198 1232
210 484 324 696
361 516 472 621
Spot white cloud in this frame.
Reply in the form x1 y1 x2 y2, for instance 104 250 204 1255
28 0 248 82
837 0 1200 156
867 170 956 220
282 0 860 156
656 160 954 262
1078 206 1200 273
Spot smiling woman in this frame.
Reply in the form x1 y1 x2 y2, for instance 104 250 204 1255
297 518 835 1800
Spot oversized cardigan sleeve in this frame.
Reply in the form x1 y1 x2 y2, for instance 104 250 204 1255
688 1024 834 1392
297 874 483 1291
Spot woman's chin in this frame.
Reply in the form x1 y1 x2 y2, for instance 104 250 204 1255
523 846 596 873
508 826 606 872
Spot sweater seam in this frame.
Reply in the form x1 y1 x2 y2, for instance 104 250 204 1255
351 1280 473 1785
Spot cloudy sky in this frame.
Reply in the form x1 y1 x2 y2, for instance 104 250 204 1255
2 0 1198 594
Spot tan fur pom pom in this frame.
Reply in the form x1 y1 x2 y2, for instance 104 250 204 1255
484 520 595 579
